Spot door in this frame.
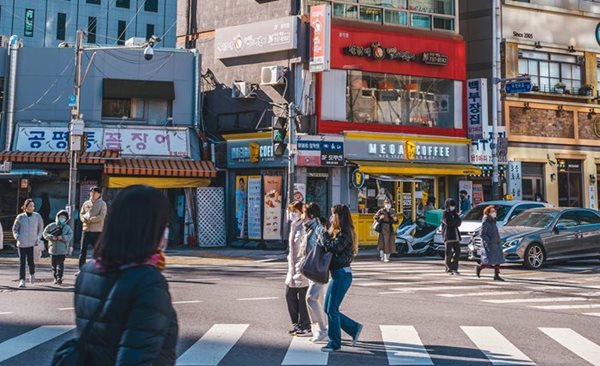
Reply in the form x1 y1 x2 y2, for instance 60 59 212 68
575 210 600 256
522 176 543 202
543 211 580 259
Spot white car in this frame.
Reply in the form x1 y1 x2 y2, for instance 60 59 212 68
433 200 551 259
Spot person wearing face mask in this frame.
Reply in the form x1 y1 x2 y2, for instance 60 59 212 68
442 198 462 275
43 210 73 285
285 201 311 337
12 199 44 288
477 205 506 281
534 192 546 203
375 198 399 263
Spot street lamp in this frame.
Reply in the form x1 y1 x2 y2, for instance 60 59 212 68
67 30 161 220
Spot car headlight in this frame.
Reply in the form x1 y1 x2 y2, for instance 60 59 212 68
502 238 523 248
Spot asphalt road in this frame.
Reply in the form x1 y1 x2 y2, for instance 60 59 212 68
1 253 600 366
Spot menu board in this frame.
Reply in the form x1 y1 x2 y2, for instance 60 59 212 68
247 176 262 240
235 176 248 238
263 175 283 240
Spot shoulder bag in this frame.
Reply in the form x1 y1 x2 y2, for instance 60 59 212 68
301 232 333 284
372 220 382 233
51 275 118 366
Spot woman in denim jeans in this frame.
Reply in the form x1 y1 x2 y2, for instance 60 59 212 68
320 204 363 352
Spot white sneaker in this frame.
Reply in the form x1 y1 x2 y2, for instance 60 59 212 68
18 280 26 288
30 275 36 285
74 271 80 277
310 330 328 343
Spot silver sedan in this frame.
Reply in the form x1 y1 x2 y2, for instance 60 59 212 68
469 207 600 269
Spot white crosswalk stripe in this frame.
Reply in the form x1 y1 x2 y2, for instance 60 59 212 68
461 326 536 365
380 325 433 365
531 304 600 310
540 328 600 366
176 324 249 366
0 325 74 363
281 335 329 365
481 297 588 304
436 291 530 298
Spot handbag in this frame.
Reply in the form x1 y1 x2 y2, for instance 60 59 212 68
301 235 333 284
372 220 382 233
51 275 118 366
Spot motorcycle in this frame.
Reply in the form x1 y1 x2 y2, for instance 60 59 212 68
393 215 438 256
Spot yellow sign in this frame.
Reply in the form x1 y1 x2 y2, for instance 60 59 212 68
405 141 417 160
249 142 260 163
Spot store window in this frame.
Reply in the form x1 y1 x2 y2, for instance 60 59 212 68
522 163 544 201
306 172 329 219
557 160 582 207
518 50 583 94
309 0 455 30
102 98 172 124
345 70 462 129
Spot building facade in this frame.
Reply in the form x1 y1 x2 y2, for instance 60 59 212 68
0 0 176 48
461 0 600 209
0 43 215 247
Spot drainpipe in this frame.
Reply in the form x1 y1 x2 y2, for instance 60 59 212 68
491 0 502 201
5 35 20 151
192 48 210 160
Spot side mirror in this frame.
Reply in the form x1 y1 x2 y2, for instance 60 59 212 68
554 223 568 233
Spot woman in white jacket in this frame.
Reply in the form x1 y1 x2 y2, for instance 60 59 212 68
12 199 44 288
285 201 311 337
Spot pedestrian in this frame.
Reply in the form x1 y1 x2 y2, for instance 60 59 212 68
375 198 399 263
78 186 107 273
43 210 73 285
301 202 328 343
72 185 178 365
476 205 506 281
12 199 44 288
459 190 471 214
320 204 363 352
534 192 546 203
442 198 462 275
424 196 436 213
285 200 311 337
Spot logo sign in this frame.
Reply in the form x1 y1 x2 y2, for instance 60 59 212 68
296 136 344 167
504 80 533 94
351 169 366 189
321 140 344 166
68 95 77 108
24 9 35 37
343 43 449 66
309 4 331 73
467 78 488 140
215 17 298 59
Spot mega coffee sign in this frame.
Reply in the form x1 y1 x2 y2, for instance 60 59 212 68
343 42 448 66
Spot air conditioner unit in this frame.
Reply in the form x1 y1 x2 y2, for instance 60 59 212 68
0 161 12 173
231 81 256 99
261 66 285 85
0 35 8 48
125 37 146 47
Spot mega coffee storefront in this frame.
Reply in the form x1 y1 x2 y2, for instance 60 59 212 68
344 132 479 244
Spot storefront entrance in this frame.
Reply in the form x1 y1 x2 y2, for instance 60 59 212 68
522 163 545 202
558 160 582 207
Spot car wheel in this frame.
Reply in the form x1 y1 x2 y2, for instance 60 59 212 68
524 243 545 270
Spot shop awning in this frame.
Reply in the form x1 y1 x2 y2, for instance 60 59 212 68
107 176 211 189
0 150 120 165
352 161 482 176
104 159 216 178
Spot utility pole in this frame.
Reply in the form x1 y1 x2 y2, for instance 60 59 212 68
491 0 501 201
287 102 296 207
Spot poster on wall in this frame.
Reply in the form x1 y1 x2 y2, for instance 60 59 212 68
235 176 248 239
472 183 484 205
458 181 473 211
590 186 596 210
263 176 283 240
247 176 262 240
467 78 487 140
293 183 306 203
507 161 523 200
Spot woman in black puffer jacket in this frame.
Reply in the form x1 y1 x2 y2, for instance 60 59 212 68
73 185 178 365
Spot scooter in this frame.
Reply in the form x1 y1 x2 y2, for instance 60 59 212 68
393 216 438 256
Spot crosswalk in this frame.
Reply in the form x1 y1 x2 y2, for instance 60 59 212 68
1 324 599 365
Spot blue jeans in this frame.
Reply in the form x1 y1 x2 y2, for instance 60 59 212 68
324 268 361 349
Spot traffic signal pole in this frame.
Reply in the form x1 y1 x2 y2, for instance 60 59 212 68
287 102 296 208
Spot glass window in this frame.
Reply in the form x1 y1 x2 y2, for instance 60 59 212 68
56 13 66 41
146 24 155 40
333 3 359 19
558 160 582 207
411 13 431 29
103 98 131 118
557 211 579 227
464 204 511 222
519 51 583 93
408 0 454 15
433 17 454 30
87 17 97 44
360 6 382 22
117 20 126 45
24 9 34 37
87 0 101 4
577 211 600 225
507 211 557 228
116 0 130 8
346 71 460 128
384 10 408 25
145 0 158 12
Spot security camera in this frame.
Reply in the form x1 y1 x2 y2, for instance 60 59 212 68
143 45 154 61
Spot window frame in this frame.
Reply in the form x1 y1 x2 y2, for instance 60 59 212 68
117 20 126 45
56 13 67 41
144 0 159 12
87 16 97 44
116 0 130 8
518 50 583 94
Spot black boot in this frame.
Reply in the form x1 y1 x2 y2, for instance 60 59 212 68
476 266 482 278
494 274 504 281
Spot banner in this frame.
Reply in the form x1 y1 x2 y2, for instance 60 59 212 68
235 176 248 238
472 183 484 205
507 161 523 200
467 78 487 140
309 4 331 73
263 176 283 240
293 183 306 203
247 176 262 240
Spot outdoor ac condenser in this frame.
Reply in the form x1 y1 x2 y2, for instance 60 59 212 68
260 66 285 86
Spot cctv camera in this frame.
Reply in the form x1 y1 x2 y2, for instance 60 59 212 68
143 45 154 61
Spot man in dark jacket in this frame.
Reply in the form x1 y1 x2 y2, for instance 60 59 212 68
442 198 462 274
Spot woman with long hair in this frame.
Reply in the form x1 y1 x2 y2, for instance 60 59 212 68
71 185 178 365
320 204 363 352
12 198 44 288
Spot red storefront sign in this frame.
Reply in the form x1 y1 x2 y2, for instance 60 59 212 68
309 4 331 73
330 25 466 80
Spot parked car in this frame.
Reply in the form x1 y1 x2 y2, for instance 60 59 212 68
433 200 551 258
468 207 600 269
394 210 442 256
